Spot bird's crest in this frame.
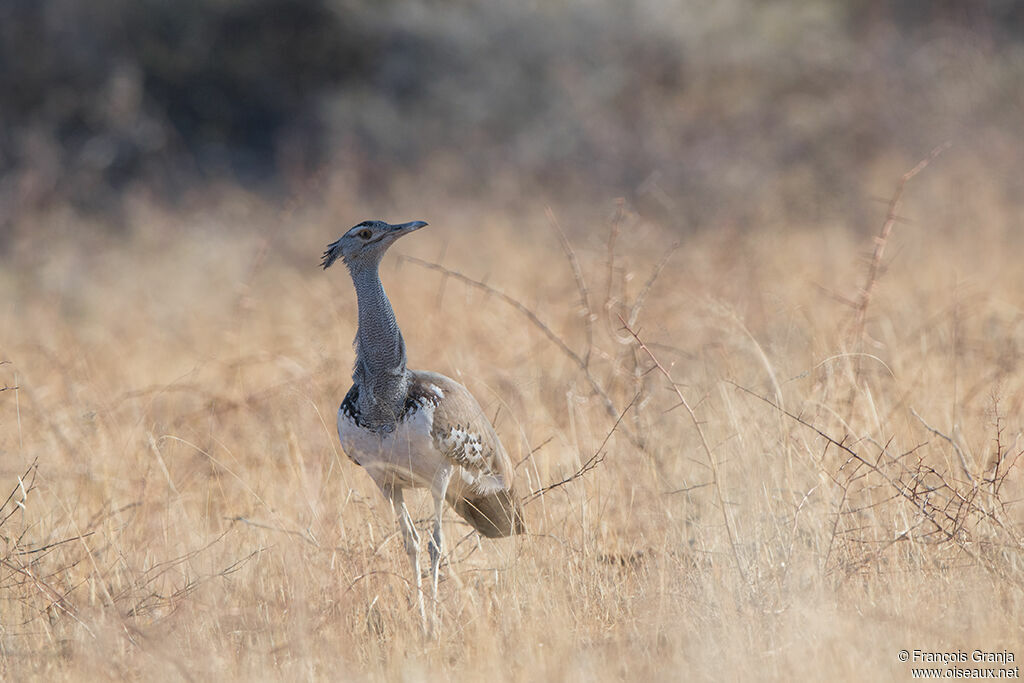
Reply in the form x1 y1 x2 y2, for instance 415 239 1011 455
321 238 344 269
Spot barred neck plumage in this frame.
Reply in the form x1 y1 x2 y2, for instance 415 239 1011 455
350 264 410 429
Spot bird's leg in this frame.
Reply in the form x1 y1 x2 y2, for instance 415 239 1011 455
390 487 426 632
428 465 454 630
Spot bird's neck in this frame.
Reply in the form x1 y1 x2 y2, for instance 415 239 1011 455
351 265 410 428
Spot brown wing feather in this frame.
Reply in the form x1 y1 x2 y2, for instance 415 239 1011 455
411 370 525 536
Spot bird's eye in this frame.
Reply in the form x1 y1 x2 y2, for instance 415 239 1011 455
357 229 372 240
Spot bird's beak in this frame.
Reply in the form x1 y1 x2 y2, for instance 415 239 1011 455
391 220 428 233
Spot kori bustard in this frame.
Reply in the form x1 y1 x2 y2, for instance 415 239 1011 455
322 220 525 626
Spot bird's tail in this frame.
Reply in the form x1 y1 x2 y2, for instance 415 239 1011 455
453 489 525 538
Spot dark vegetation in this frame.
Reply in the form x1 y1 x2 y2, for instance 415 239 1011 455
1 0 1022 236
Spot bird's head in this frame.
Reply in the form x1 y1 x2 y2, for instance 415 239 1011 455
321 220 428 271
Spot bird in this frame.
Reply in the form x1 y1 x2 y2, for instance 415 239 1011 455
322 219 525 628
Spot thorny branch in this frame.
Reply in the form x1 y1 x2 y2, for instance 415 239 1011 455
732 381 1024 584
524 393 639 504
603 199 626 321
0 360 15 392
546 206 595 368
850 143 950 344
0 458 37 527
621 318 749 586
911 408 974 483
627 242 679 328
400 255 627 430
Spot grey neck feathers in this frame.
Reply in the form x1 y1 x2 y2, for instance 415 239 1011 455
350 264 411 429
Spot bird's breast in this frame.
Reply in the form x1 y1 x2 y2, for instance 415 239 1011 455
337 396 447 489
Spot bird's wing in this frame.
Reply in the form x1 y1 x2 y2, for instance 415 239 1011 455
409 371 515 495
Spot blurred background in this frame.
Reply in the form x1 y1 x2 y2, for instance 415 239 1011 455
2 0 1022 244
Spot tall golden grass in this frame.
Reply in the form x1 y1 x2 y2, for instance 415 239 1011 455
1 156 1022 680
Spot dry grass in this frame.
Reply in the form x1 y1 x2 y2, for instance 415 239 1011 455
1 161 1023 680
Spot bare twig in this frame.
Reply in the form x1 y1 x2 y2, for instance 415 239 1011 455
0 556 95 636
628 242 680 327
822 482 849 574
911 408 974 483
524 393 638 504
125 543 262 619
400 255 625 426
621 318 749 585
730 381 1024 585
13 531 96 556
515 435 554 469
663 481 713 495
0 458 37 528
604 200 626 317
547 206 594 367
227 516 321 547
851 142 950 343
732 381 917 496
